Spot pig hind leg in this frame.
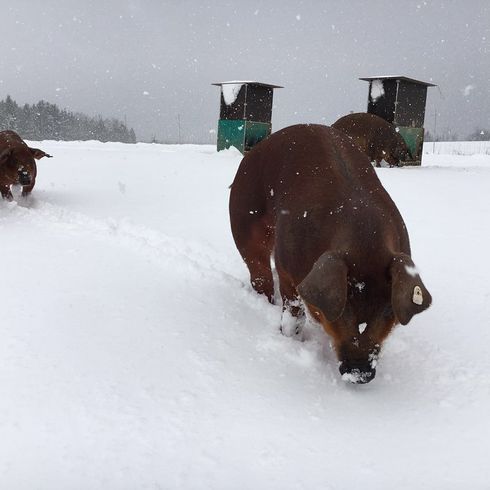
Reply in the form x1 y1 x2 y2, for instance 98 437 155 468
1 185 13 201
22 180 35 197
232 214 275 303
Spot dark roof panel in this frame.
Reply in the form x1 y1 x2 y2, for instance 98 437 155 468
359 76 436 87
212 81 283 89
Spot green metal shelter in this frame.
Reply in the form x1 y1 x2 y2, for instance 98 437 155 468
212 81 283 154
359 75 436 166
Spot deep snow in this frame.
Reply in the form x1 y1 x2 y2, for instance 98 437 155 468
1 141 489 489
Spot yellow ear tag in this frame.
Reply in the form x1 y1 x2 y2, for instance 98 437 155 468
413 286 423 305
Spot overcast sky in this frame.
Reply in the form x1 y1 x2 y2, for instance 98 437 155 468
1 0 489 142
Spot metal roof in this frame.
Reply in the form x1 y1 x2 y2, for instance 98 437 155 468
212 81 283 88
359 76 436 87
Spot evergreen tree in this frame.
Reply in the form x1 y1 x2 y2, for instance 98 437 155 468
0 95 137 143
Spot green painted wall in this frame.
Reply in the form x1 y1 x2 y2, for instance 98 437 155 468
397 126 424 166
217 119 271 154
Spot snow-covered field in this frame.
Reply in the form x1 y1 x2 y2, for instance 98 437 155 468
424 140 490 155
1 141 489 489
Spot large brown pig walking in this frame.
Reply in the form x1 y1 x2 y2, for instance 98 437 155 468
229 124 431 383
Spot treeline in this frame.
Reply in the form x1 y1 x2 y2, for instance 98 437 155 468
425 128 490 142
0 95 136 143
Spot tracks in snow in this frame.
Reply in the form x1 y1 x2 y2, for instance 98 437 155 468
1 198 242 290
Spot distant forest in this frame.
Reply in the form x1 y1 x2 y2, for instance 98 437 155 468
0 95 136 143
425 128 490 142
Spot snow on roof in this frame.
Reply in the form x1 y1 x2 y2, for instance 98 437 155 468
212 81 283 88
359 76 436 87
221 83 244 106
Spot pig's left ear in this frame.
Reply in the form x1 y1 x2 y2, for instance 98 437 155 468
298 252 348 322
29 147 52 160
390 253 432 325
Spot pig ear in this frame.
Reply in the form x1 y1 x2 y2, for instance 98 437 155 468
390 253 432 325
298 252 348 322
0 148 12 166
29 147 52 160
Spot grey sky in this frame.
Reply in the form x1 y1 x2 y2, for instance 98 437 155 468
1 0 489 142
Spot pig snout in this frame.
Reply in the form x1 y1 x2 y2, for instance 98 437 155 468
18 169 31 186
339 360 376 384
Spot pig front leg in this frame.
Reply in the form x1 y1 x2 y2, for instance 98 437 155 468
276 266 306 338
22 179 35 198
1 185 13 201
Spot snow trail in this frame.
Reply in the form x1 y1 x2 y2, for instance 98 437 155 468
1 142 490 489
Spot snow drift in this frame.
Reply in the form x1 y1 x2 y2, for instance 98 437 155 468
1 141 489 489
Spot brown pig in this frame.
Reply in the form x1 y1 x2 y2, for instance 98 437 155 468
332 112 410 167
0 130 52 200
229 124 431 383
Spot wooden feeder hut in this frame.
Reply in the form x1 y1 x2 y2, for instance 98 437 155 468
359 75 436 165
212 81 283 154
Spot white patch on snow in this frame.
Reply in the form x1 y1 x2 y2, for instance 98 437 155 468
370 79 384 102
358 322 367 335
222 83 243 106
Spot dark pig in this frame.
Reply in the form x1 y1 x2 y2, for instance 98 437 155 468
0 130 51 200
229 124 431 383
332 112 410 167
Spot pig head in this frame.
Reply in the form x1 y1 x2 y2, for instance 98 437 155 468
298 251 431 383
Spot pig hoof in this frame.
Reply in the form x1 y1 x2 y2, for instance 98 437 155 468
279 311 305 339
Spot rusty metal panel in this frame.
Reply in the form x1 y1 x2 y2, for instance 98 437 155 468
244 84 274 123
393 83 428 128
